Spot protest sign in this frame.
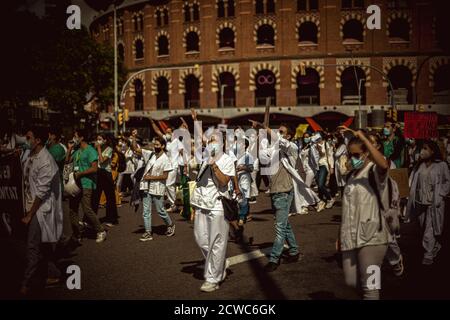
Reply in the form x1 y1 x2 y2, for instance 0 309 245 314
404 112 438 139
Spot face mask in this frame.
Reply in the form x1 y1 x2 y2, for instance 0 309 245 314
154 147 162 153
383 128 391 136
23 140 32 150
351 155 365 170
97 139 104 146
165 134 172 141
73 137 80 146
303 137 311 144
420 149 431 160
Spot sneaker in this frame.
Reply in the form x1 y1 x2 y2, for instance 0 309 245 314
264 189 271 194
249 197 257 204
166 224 176 237
140 231 153 242
238 219 244 227
326 198 336 209
288 213 296 217
221 259 230 281
392 255 404 277
316 201 326 213
301 207 309 215
282 252 303 264
200 281 219 292
264 261 279 273
246 215 253 222
432 243 442 258
422 257 433 265
96 231 107 243
45 278 61 287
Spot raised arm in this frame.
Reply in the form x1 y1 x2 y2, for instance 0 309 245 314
150 118 165 139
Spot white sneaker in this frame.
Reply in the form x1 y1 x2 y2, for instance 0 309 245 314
326 198 335 209
301 207 309 215
288 213 296 217
316 201 326 212
96 231 107 243
200 281 219 292
222 259 230 281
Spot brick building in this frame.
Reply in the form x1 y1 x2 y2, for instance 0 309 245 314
88 0 450 129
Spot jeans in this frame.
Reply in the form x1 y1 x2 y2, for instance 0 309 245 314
94 169 118 224
142 192 172 233
269 190 299 263
315 165 331 201
238 198 249 221
69 188 104 237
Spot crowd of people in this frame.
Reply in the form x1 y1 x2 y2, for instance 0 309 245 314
1 111 450 299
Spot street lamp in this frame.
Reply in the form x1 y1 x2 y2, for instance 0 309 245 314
113 4 118 136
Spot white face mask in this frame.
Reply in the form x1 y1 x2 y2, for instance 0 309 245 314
97 139 104 146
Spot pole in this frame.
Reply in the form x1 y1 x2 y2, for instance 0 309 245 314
220 84 226 124
113 5 118 137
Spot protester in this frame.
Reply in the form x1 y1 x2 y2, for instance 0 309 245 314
94 134 119 227
131 136 176 241
382 122 405 168
334 132 348 197
20 127 63 295
66 129 106 244
257 122 302 272
190 130 235 292
339 130 391 300
117 139 136 196
406 140 450 265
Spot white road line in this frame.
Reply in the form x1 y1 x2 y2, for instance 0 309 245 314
226 244 290 266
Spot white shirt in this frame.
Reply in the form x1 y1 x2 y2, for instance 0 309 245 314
140 149 172 196
166 138 185 168
191 153 236 211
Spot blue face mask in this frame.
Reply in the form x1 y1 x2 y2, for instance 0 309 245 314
23 140 32 150
383 128 391 136
351 156 365 170
304 137 311 144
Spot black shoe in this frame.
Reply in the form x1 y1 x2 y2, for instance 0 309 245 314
282 253 303 264
264 261 279 272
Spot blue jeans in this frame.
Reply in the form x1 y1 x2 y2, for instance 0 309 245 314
270 190 299 263
315 165 331 201
142 192 172 233
238 198 249 221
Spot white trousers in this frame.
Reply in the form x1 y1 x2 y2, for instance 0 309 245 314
194 208 229 284
166 168 178 206
250 171 259 198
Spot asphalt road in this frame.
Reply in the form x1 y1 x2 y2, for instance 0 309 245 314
1 192 450 300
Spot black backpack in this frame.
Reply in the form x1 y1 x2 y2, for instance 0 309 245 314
116 151 126 173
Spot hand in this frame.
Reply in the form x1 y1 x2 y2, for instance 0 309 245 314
68 141 74 149
235 190 243 199
248 119 263 129
354 130 366 139
22 213 33 225
144 174 152 181
190 108 197 121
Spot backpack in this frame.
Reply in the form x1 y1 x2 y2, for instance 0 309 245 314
368 168 401 235
116 151 126 173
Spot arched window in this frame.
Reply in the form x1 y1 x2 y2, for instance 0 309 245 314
186 32 200 52
217 72 236 107
297 68 320 105
340 67 366 105
267 0 276 14
184 5 191 22
118 43 124 61
433 64 450 103
255 70 277 106
156 11 162 27
255 0 264 14
193 3 200 21
298 22 318 43
135 39 144 59
218 0 225 18
163 9 169 25
388 65 413 104
228 0 235 17
219 28 235 48
134 79 144 111
388 18 410 41
158 36 169 56
184 74 200 108
257 24 275 46
342 19 364 43
156 77 169 109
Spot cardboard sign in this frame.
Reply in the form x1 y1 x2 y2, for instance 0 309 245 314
404 112 438 139
389 168 410 199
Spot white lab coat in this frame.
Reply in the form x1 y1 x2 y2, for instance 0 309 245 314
260 136 320 213
24 148 63 243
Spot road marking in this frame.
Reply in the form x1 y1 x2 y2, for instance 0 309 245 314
227 244 289 266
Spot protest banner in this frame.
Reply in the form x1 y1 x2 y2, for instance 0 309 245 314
0 153 25 239
404 112 438 139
